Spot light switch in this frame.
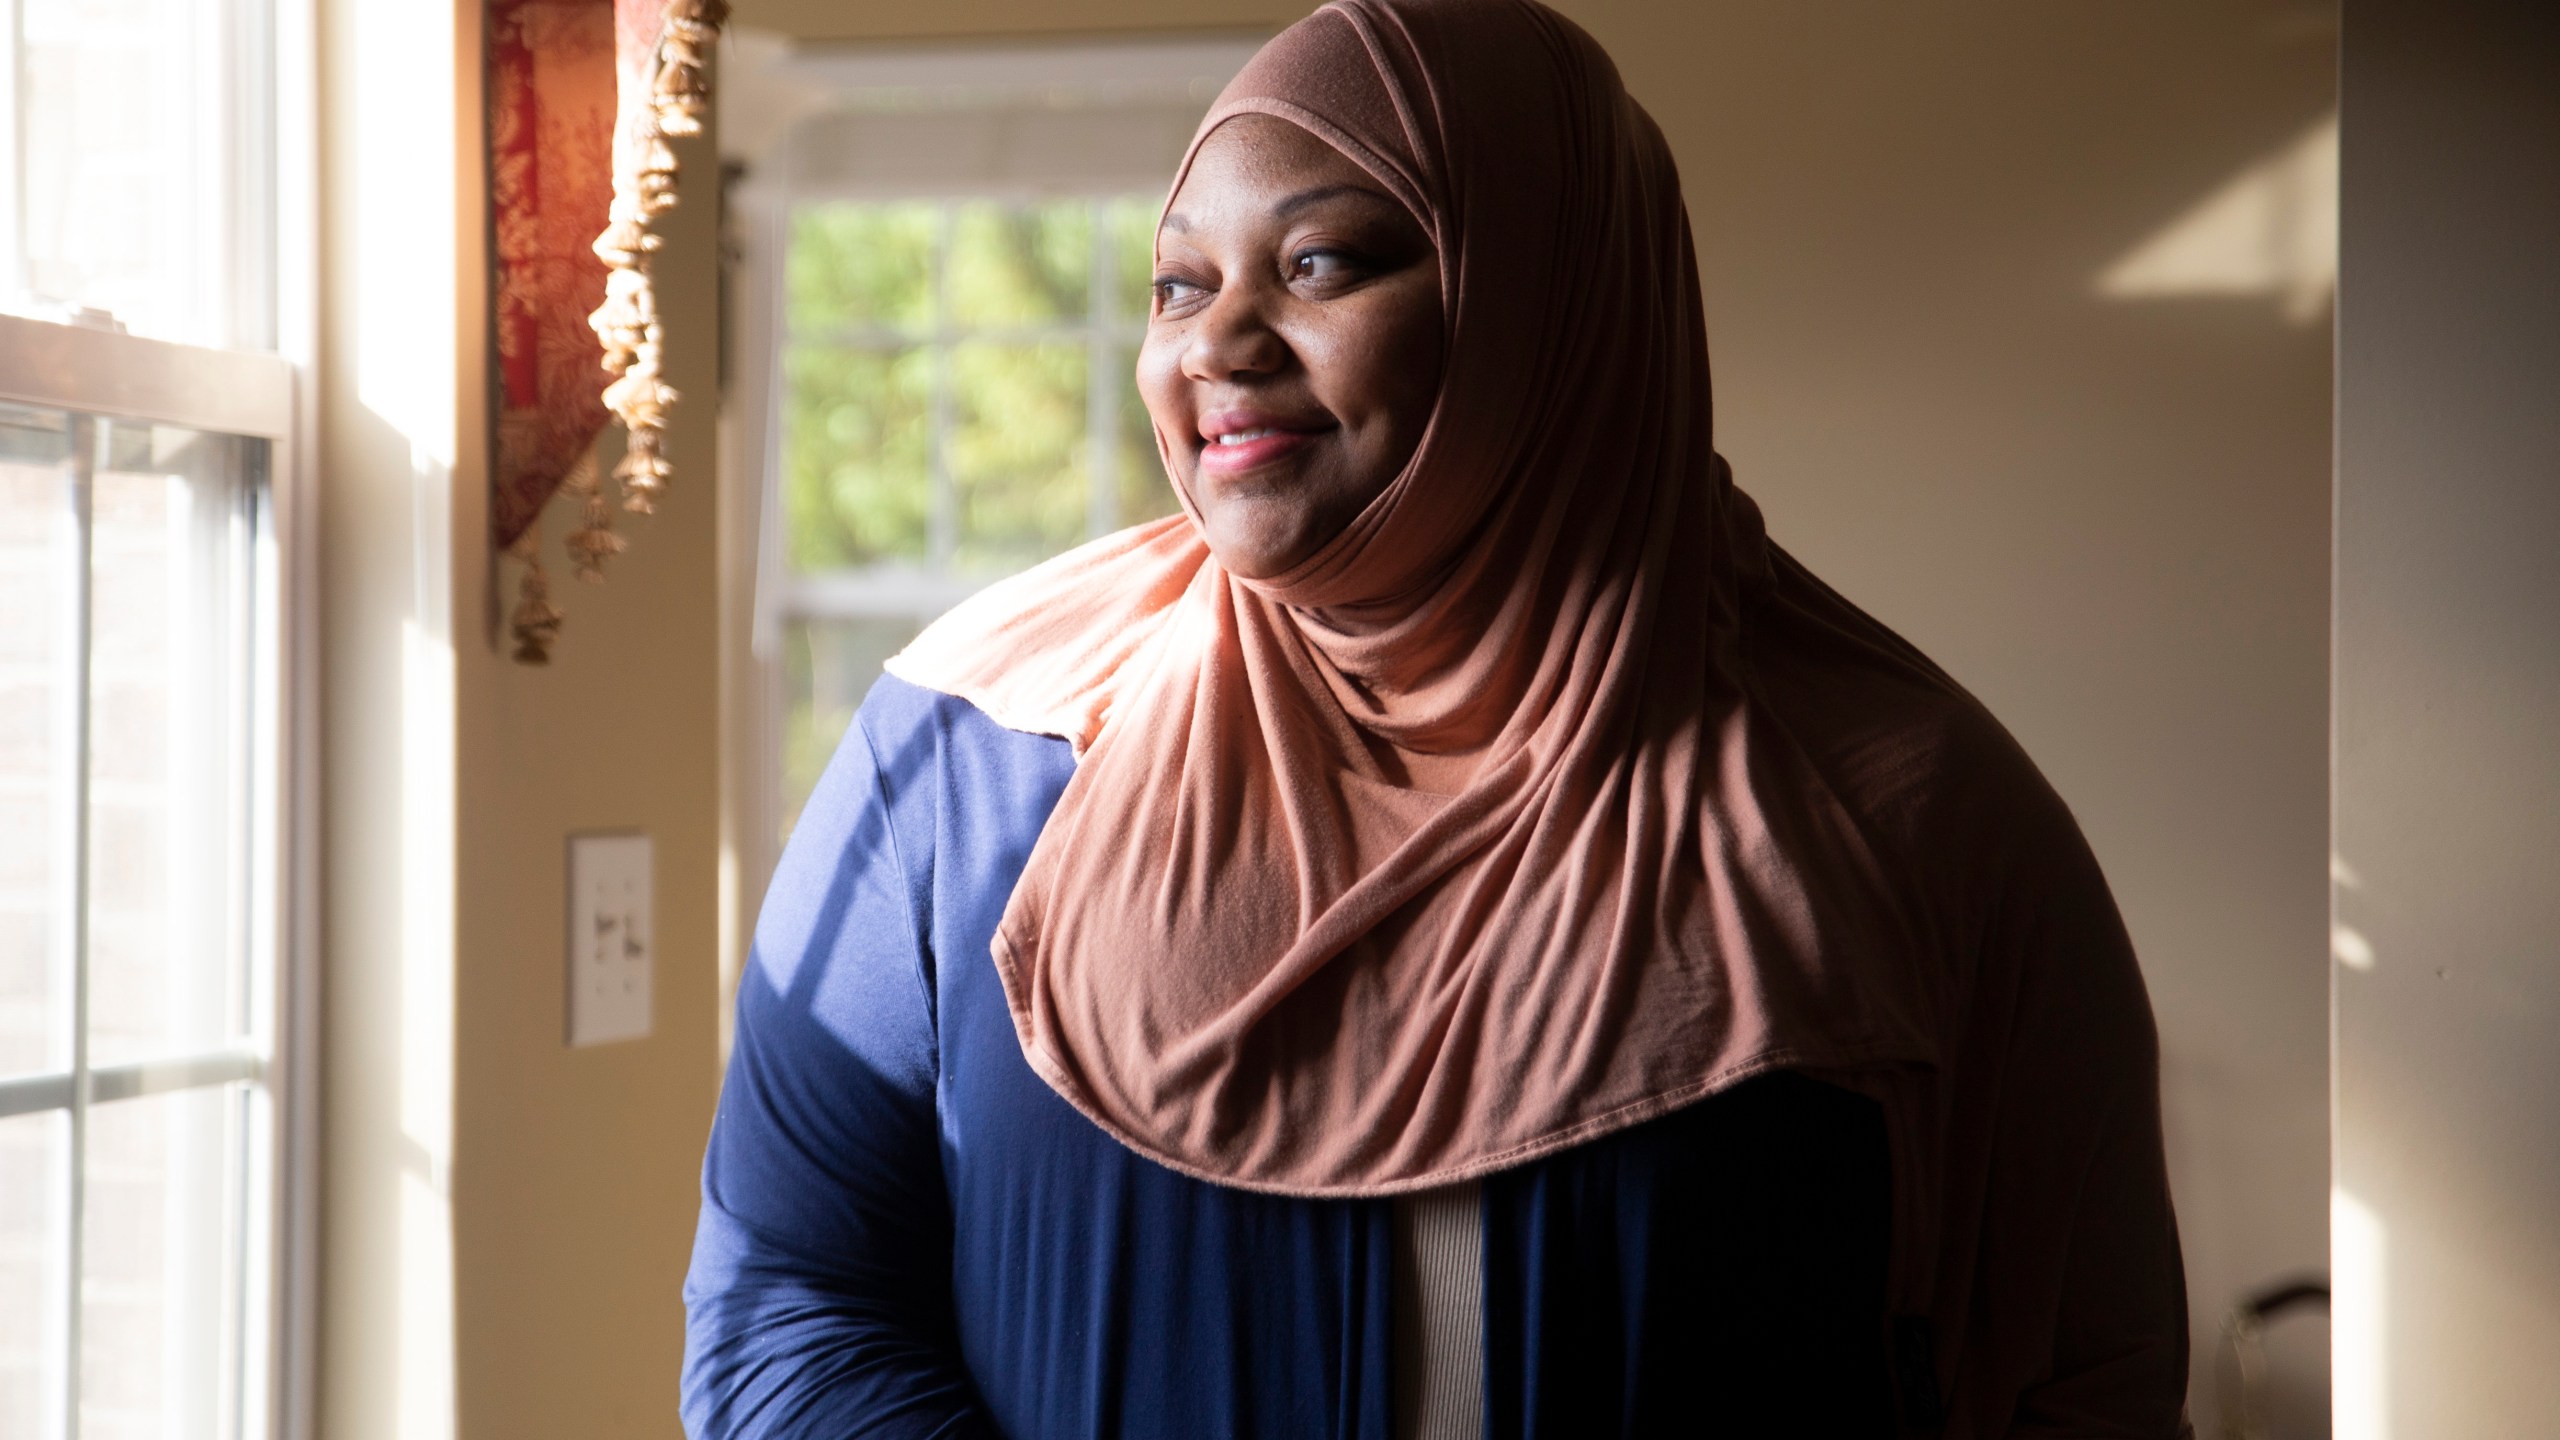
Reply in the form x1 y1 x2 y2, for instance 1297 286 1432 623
567 832 653 1047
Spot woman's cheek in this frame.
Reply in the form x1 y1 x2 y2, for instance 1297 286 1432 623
1134 344 1193 470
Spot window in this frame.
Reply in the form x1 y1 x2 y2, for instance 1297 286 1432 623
738 38 1262 836
774 192 1173 824
6 0 277 348
0 3 303 1438
721 36 1259 1040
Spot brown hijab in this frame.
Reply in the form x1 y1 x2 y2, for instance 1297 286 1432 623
892 1 2189 1427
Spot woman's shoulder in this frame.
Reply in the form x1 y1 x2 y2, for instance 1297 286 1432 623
1745 548 2090 889
883 516 1211 759
843 672 1081 827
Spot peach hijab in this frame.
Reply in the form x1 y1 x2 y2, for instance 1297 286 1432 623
892 2 2192 1424
890 0 1931 1196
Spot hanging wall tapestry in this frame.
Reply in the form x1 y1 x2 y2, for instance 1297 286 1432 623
491 0 728 664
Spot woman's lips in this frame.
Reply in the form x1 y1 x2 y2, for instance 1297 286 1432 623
1196 426 1319 474
1194 412 1329 475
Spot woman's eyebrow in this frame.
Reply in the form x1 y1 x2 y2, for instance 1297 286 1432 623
1272 182 1395 219
1157 181 1399 237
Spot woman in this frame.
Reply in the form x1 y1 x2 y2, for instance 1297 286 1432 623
682 1 2190 1435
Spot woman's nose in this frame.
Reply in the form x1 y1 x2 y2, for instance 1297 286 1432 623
1181 287 1288 382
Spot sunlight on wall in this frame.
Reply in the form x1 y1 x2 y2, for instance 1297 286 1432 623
2333 1187 2389 1440
348 0 461 1428
397 599 455 1440
2099 113 2338 323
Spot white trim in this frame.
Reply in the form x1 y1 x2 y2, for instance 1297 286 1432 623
0 4 313 1431
267 1 321 1437
0 1050 270 1119
0 311 295 440
782 567 1004 621
50 410 95 1440
766 33 1265 105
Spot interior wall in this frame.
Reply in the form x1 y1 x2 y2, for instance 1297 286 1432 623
731 1 2337 1429
447 117 725 1440
319 1 724 1437
2332 1 2560 1434
316 0 465 1433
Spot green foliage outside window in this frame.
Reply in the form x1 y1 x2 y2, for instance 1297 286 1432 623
781 194 1176 578
776 193 1182 828
786 201 937 331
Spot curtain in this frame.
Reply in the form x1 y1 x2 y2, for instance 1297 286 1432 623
490 0 726 663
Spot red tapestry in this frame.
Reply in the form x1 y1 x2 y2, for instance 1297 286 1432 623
490 0 615 555
489 0 722 663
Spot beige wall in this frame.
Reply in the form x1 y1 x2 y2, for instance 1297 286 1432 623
446 122 725 1440
320 0 723 1436
317 0 464 1431
2333 1 2560 1433
735 0 2337 1430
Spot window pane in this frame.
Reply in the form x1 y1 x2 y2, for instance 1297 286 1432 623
19 0 254 347
783 346 934 572
87 424 260 1070
0 1109 67 1438
948 202 1091 329
81 1084 245 1440
786 202 938 334
0 405 75 1081
780 617 924 840
949 340 1087 568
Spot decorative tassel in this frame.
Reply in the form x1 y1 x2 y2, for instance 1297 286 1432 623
561 449 625 581
592 217 660 268
603 371 679 431
515 0 726 664
507 530 565 664
615 425 672 513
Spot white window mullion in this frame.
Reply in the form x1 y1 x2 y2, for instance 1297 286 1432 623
1085 196 1119 541
46 411 97 1440
927 204 956 572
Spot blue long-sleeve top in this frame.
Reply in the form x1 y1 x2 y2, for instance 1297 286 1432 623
682 676 1904 1438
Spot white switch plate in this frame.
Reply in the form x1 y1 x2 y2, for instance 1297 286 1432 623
567 832 653 1047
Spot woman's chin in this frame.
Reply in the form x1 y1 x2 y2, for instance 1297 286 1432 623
1199 511 1327 581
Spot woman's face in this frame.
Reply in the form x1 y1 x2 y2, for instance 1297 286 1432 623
1141 114 1445 581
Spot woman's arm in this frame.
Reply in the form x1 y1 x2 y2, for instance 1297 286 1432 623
1985 823 2194 1439
2005 1069 2194 1438
681 714 993 1439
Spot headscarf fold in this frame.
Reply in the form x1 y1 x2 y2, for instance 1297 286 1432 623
889 0 1933 1195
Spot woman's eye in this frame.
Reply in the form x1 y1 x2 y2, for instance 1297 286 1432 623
1153 276 1205 307
1291 249 1357 282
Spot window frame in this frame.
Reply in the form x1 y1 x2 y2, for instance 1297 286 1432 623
718 35 1263 1060
0 254 309 1440
774 191 1154 617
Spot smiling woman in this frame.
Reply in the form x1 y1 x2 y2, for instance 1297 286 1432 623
684 2 2191 1436
1144 114 1445 578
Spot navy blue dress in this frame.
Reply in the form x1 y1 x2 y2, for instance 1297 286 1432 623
681 676 1896 1439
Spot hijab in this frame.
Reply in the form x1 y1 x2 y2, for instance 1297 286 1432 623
891 2 2188 1423
892 0 1925 1195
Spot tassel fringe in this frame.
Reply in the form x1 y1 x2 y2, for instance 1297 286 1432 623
510 0 728 665
507 529 567 664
